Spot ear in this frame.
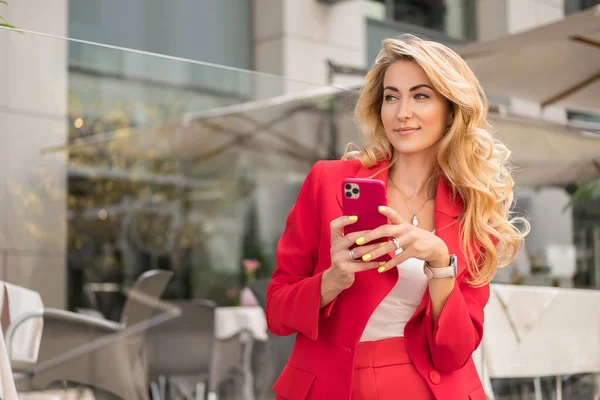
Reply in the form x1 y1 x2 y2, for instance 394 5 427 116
446 104 455 127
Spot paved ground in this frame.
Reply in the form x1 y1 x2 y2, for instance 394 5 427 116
492 375 597 399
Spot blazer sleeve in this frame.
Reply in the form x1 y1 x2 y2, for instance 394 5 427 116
423 273 490 373
266 161 333 340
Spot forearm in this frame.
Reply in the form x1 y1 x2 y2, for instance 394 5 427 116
428 276 455 324
427 249 454 324
319 269 342 309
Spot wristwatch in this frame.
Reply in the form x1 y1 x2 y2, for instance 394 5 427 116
423 254 457 279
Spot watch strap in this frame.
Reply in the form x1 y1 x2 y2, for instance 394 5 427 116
424 254 457 279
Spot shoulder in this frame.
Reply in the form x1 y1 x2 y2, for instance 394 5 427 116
313 159 363 179
299 160 362 200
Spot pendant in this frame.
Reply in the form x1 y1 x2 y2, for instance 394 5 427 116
412 215 419 227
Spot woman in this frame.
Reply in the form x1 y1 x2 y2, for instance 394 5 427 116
266 36 528 400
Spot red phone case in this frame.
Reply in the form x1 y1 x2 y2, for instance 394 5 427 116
342 178 391 262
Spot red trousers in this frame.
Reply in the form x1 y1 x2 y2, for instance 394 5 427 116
352 337 435 400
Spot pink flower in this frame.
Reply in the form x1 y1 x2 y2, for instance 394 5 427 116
243 259 260 274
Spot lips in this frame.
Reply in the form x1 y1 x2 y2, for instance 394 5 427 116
394 127 420 136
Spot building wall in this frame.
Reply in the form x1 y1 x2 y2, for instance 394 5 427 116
0 0 68 308
253 0 366 96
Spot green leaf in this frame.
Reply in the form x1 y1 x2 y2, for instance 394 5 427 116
563 178 600 210
0 23 15 28
0 0 8 5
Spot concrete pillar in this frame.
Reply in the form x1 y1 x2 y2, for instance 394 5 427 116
0 0 68 308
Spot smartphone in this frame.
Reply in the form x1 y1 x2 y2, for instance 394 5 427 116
342 178 391 262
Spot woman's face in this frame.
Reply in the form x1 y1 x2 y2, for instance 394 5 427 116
380 60 451 156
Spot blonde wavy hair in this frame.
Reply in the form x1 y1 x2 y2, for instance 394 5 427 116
350 35 529 286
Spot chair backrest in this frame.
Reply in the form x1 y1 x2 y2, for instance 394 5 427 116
29 309 142 399
120 270 173 327
146 299 217 378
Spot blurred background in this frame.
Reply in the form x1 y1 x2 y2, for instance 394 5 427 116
0 0 599 399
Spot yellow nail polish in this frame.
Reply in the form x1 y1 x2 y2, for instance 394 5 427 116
379 261 386 266
355 237 365 245
379 242 386 247
349 215 358 222
378 266 386 273
378 206 386 213
362 254 372 261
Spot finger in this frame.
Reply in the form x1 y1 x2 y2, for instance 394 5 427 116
357 223 412 248
341 242 385 261
375 249 416 273
331 230 371 253
347 260 382 274
329 215 358 241
378 205 406 225
391 230 417 251
356 242 393 263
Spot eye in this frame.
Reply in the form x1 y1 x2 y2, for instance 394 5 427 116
384 94 397 101
414 93 429 100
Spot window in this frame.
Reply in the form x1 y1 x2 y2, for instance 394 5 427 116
565 0 600 14
368 0 476 41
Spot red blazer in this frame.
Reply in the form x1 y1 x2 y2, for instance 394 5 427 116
266 159 489 400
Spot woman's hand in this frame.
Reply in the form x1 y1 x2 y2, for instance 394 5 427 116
355 206 450 272
320 216 384 308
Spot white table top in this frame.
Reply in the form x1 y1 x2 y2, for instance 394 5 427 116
215 306 268 341
482 284 600 378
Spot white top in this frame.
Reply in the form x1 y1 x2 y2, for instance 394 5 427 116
360 252 429 342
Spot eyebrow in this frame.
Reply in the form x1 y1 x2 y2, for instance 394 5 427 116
383 84 433 92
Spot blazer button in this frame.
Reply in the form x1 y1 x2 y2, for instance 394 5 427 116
429 370 441 384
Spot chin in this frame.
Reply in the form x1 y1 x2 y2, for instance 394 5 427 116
389 137 440 156
390 142 429 155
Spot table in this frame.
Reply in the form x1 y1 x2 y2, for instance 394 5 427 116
213 307 268 400
480 284 600 400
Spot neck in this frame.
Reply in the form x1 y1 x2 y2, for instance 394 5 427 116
388 151 438 198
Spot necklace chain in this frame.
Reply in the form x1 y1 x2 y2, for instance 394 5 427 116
388 175 436 227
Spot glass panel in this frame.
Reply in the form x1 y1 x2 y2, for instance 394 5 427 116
68 0 252 70
366 18 468 67
0 27 356 318
565 0 600 14
365 0 476 41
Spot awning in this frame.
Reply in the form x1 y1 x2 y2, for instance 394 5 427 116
49 84 600 188
455 5 600 114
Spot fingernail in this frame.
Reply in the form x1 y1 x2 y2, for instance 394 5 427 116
378 266 386 273
379 242 386 247
379 261 386 266
355 237 365 245
378 206 386 213
362 254 372 261
349 215 358 221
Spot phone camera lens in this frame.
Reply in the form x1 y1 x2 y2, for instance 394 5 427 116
345 184 351 190
352 188 359 194
345 191 352 198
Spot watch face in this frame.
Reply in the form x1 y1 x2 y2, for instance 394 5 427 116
450 254 458 274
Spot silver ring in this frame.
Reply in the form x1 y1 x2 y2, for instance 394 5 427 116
392 237 402 251
348 249 359 261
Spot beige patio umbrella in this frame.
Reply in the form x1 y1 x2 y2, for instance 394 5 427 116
48 84 600 187
455 5 600 114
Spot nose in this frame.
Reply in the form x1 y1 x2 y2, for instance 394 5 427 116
397 98 413 120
